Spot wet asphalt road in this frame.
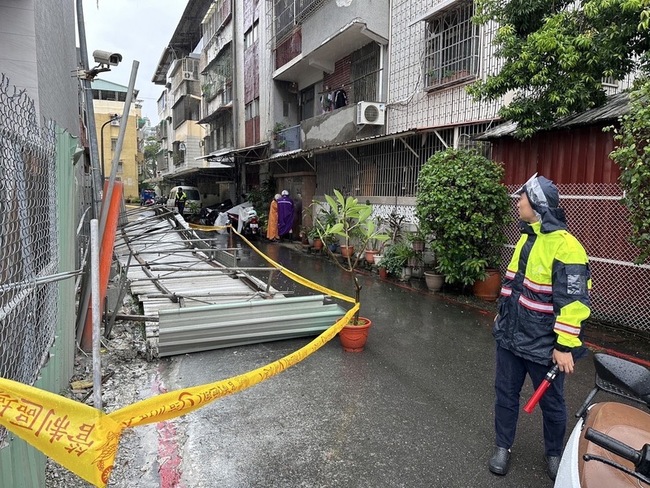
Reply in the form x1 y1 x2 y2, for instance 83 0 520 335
150 237 600 488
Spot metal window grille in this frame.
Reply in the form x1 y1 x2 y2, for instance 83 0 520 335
315 123 491 198
424 0 479 89
0 75 59 444
351 43 380 104
202 46 233 103
316 128 456 198
202 0 231 45
274 0 328 44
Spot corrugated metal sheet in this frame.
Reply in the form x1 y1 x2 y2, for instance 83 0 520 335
157 295 346 356
481 92 630 140
116 209 344 358
493 124 620 185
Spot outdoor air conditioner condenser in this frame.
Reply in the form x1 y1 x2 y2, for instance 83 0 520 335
356 101 386 126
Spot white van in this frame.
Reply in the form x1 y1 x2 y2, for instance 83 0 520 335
166 186 202 214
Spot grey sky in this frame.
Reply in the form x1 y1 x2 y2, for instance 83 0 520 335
81 0 189 124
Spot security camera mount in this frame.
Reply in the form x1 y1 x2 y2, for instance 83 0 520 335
73 65 112 81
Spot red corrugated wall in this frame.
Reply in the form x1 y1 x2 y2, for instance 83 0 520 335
244 0 260 146
491 123 650 333
493 124 620 185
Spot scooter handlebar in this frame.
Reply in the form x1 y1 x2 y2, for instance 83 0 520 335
585 427 642 465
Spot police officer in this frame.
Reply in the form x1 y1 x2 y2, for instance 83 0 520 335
489 174 592 481
175 188 187 217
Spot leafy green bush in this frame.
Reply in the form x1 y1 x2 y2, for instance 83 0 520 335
415 149 511 285
608 78 650 264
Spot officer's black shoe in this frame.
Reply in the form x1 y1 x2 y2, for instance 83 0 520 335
489 447 511 475
545 455 561 481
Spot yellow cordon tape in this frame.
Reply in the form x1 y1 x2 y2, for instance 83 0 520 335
0 230 357 487
187 222 229 232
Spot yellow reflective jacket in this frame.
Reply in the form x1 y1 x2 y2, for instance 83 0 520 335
493 220 591 364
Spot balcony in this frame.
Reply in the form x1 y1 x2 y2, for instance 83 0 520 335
274 19 387 84
274 103 384 153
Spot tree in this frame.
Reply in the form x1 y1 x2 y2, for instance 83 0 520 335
468 0 650 138
608 76 650 264
142 137 160 180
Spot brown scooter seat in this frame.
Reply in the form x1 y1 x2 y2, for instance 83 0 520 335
579 402 650 487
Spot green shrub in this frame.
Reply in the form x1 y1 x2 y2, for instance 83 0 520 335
415 148 511 285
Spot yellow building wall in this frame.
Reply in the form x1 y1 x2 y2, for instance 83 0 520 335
93 100 142 201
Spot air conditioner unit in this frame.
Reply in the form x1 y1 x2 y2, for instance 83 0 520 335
182 71 194 80
357 101 386 126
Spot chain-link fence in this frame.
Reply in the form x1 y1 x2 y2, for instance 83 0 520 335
369 181 650 335
0 74 59 442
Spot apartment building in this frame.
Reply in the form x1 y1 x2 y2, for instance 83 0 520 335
92 79 143 200
153 0 509 224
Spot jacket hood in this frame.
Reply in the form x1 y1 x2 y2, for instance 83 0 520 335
518 175 567 233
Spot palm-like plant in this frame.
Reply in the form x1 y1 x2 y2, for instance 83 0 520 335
314 190 389 321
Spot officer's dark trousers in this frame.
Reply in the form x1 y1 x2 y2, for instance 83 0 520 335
494 345 567 456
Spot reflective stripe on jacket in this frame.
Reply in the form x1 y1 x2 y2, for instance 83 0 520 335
493 221 591 364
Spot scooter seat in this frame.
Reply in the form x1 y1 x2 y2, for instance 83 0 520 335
579 402 650 487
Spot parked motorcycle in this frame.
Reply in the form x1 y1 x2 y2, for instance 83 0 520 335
555 353 650 487
198 199 234 226
226 202 258 239
208 201 258 238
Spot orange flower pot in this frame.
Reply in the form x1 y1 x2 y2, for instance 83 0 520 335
473 268 502 301
340 245 355 258
338 317 372 352
365 249 379 264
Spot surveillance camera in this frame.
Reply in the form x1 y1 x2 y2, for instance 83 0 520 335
92 50 122 67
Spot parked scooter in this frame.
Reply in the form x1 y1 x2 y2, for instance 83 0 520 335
554 353 650 487
226 202 258 239
198 199 234 226
240 207 259 239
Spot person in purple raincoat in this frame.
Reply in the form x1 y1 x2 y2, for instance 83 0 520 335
277 189 294 240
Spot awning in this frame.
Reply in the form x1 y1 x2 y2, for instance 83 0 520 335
198 102 232 124
193 142 269 167
249 128 424 165
230 142 270 162
195 147 233 161
477 92 629 140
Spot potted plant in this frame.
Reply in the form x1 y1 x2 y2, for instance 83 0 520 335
407 225 427 253
423 252 444 292
314 190 389 352
415 148 511 295
380 242 414 281
394 242 416 281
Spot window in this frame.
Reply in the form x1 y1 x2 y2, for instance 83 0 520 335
111 138 117 152
244 21 259 49
351 43 380 103
244 98 259 120
202 0 231 44
424 0 479 90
